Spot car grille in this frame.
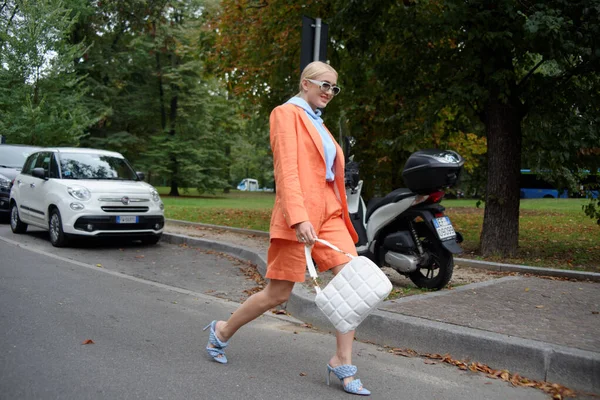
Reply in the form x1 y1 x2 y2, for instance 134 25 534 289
74 215 164 232
101 206 149 213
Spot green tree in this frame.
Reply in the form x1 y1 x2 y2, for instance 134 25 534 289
229 106 273 189
71 0 235 195
210 1 600 255
71 0 171 167
209 0 489 198
333 0 600 256
0 0 96 145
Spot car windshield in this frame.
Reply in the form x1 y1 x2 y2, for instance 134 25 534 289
0 146 36 168
58 152 138 180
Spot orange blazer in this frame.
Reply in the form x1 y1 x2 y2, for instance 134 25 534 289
268 102 358 244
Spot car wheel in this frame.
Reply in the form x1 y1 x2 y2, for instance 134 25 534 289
141 234 162 245
49 208 69 247
10 203 28 234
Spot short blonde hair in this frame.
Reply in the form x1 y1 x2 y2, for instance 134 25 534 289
298 61 338 92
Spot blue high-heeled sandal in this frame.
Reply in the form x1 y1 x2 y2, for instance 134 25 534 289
326 364 371 396
203 320 229 364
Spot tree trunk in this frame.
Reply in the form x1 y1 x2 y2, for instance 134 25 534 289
155 48 166 131
223 144 231 193
168 52 180 197
170 179 179 197
480 95 523 257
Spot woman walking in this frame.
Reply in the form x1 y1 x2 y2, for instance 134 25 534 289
204 61 370 396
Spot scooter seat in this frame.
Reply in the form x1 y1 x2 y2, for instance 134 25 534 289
366 188 414 221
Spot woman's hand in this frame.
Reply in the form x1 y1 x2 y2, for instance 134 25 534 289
294 221 317 246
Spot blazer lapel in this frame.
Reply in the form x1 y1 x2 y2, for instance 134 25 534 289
298 110 326 164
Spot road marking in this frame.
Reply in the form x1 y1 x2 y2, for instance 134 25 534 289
0 234 229 299
0 236 304 324
0 235 302 325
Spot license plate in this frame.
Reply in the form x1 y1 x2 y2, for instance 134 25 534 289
116 216 138 224
433 216 456 240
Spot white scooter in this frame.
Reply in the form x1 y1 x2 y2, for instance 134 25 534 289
344 138 464 290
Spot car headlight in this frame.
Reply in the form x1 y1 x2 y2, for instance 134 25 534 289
67 185 91 201
0 174 10 190
150 189 160 202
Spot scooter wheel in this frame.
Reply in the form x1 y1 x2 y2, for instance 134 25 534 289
408 229 454 290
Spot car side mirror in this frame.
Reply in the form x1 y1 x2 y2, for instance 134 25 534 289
32 167 47 180
136 171 145 181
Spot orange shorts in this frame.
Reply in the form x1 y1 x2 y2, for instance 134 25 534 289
266 182 358 282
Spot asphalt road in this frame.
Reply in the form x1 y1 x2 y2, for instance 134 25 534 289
0 225 547 400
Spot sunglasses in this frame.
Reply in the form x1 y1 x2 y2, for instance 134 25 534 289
305 79 341 96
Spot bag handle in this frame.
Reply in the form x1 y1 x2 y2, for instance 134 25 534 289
305 238 355 294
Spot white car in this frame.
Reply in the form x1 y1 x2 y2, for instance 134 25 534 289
9 147 164 247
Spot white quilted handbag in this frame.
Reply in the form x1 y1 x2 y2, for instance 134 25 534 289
305 239 393 334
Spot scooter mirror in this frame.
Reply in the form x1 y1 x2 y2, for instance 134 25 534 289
343 136 356 161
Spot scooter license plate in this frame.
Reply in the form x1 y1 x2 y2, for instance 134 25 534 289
433 216 456 240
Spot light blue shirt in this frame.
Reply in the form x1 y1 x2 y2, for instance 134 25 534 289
286 97 336 181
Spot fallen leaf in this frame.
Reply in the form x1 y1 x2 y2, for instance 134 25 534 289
535 305 544 309
299 372 306 376
301 323 313 328
135 255 145 259
524 288 530 292
592 311 599 315
82 339 95 345
392 348 418 357
96 264 102 268
424 359 437 365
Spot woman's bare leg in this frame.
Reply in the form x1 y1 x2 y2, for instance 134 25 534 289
327 262 362 388
211 278 295 343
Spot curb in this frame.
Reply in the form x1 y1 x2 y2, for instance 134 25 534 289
165 219 600 282
161 232 599 394
454 257 600 282
167 218 270 238
162 232 268 277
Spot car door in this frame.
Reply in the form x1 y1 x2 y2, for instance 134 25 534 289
27 151 53 225
14 152 39 222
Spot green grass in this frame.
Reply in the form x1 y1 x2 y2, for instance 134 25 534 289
444 199 599 272
443 198 592 212
158 188 274 231
157 188 600 272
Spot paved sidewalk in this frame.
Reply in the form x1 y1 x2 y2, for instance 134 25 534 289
162 223 600 395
